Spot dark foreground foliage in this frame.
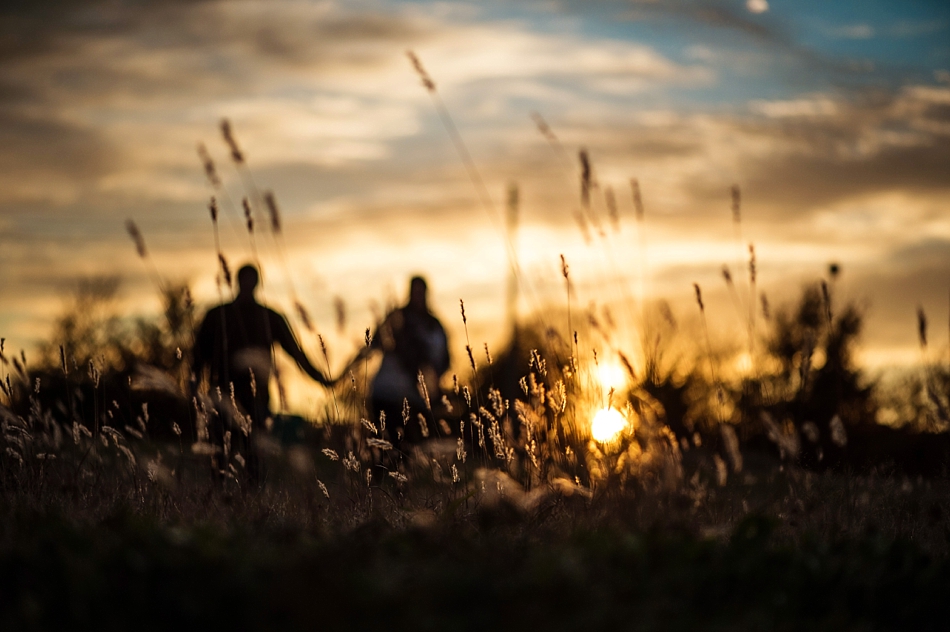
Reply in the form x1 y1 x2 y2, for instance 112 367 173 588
2 504 948 632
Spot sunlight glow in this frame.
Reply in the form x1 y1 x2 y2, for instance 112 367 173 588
591 407 627 443
596 360 629 391
732 352 753 377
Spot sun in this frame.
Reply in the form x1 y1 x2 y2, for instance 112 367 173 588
591 407 627 443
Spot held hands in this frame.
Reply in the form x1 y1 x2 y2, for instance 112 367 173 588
324 347 375 389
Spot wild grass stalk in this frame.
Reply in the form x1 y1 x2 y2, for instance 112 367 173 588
459 299 487 463
748 244 757 365
721 265 745 326
730 184 746 299
579 150 606 237
124 219 166 293
221 119 267 230
407 51 545 324
505 184 520 338
263 191 316 337
560 255 576 368
0 339 9 407
318 335 341 425
532 115 590 242
631 178 650 366
197 142 245 250
528 114 641 374
694 283 727 425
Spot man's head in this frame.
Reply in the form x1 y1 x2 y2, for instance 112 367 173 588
408 275 428 312
237 264 260 296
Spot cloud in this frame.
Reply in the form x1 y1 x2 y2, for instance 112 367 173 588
749 96 839 118
0 107 121 204
0 0 710 211
0 1 441 206
888 19 947 38
825 24 876 40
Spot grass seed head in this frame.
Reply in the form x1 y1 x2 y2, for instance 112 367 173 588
334 297 346 332
318 334 329 364
220 119 245 164
630 178 644 221
579 150 592 208
218 254 232 288
295 302 314 333
367 438 392 450
125 220 147 258
242 198 253 233
821 280 831 322
748 244 757 285
605 186 619 231
406 50 435 91
263 191 281 234
197 142 221 187
530 111 557 141
731 184 741 223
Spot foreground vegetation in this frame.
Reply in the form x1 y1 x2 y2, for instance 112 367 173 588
2 446 949 630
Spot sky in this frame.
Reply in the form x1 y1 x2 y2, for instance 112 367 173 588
1 0 949 411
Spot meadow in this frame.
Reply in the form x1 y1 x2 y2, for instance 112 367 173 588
3 110 950 629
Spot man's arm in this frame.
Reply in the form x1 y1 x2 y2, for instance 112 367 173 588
269 310 331 386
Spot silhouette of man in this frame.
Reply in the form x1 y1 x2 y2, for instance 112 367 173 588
192 264 329 441
369 276 450 447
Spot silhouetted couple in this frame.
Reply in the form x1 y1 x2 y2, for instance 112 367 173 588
192 266 450 479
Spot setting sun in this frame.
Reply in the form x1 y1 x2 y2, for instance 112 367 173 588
591 407 627 443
